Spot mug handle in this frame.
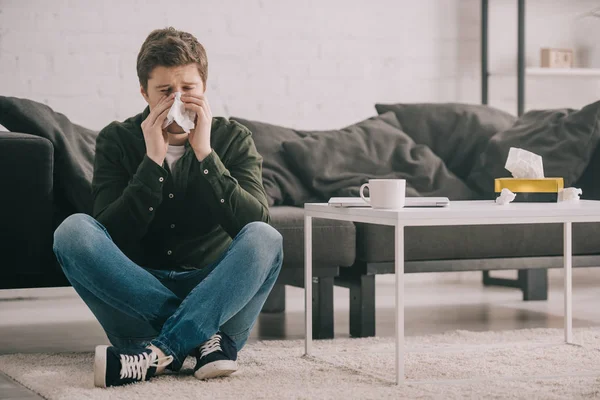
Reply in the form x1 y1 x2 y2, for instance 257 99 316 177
359 183 370 205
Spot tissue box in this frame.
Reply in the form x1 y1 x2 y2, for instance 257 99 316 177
494 178 564 202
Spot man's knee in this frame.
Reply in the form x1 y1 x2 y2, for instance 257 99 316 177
237 222 283 268
232 222 283 283
53 213 99 256
240 221 283 253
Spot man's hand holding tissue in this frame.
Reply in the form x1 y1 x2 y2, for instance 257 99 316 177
182 94 213 162
142 93 175 166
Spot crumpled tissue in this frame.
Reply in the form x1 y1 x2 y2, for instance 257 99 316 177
162 92 196 133
495 188 516 205
558 187 583 202
505 147 544 179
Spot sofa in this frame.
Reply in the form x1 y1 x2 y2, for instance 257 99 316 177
2 97 600 340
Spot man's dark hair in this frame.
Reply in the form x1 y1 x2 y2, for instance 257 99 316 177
137 27 208 91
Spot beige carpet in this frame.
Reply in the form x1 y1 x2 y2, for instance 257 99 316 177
2 328 600 399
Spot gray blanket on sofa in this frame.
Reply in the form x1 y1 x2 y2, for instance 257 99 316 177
280 112 477 200
280 101 600 203
0 96 98 215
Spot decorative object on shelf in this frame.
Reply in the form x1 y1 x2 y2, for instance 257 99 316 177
540 48 573 68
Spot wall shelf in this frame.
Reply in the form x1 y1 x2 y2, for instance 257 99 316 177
492 68 600 78
526 67 600 77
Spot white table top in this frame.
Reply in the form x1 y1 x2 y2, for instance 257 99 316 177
304 200 600 227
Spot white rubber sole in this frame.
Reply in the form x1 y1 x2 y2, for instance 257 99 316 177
194 360 238 380
94 345 109 388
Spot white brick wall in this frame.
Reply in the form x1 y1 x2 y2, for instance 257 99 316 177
1 0 599 131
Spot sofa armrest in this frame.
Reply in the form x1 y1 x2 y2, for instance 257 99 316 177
575 141 600 200
0 131 55 275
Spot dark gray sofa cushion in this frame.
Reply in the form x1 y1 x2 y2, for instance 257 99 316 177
280 112 476 200
356 222 600 263
468 101 600 197
375 103 516 179
0 96 98 214
270 206 355 268
230 117 320 207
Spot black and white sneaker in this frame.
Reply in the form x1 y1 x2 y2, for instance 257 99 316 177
193 332 238 380
94 345 174 388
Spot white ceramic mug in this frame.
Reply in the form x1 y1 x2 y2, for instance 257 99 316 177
359 179 406 209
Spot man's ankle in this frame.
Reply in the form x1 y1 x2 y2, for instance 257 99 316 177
147 344 168 374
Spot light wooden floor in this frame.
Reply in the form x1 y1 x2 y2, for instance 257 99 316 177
2 269 600 399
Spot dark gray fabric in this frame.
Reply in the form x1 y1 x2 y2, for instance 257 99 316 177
375 103 517 179
356 222 600 263
230 117 321 207
0 96 98 214
468 101 600 197
0 132 55 274
575 139 600 200
270 206 355 268
280 112 477 200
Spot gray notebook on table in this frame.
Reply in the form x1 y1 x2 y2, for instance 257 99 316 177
328 197 449 208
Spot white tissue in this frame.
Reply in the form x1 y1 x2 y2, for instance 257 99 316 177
162 92 196 133
505 147 544 179
558 187 582 202
495 188 516 205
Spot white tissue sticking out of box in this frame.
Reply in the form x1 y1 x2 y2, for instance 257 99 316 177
162 92 196 133
558 187 582 202
495 188 516 205
505 147 544 178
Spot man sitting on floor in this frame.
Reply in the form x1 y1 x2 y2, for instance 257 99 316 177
52 27 283 388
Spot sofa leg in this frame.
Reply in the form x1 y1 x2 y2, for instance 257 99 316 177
482 271 494 286
519 269 548 301
349 274 375 338
261 283 286 313
312 277 334 339
482 271 521 288
482 270 548 300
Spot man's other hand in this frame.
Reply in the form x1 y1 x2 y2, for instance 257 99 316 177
182 94 213 161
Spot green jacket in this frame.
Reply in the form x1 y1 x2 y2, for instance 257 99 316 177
92 107 270 270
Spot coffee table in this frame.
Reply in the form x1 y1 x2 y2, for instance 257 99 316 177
303 200 600 384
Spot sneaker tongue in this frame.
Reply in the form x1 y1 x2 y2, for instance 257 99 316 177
145 364 158 380
145 351 160 379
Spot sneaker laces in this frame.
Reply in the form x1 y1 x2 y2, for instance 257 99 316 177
199 333 222 358
119 351 174 381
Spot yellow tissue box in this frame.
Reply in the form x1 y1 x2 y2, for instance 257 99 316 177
494 178 564 202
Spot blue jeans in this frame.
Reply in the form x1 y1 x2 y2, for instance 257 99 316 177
53 214 283 371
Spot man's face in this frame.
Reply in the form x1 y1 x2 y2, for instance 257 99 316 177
141 63 205 134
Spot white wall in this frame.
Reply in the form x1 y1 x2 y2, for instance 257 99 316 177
0 0 599 131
